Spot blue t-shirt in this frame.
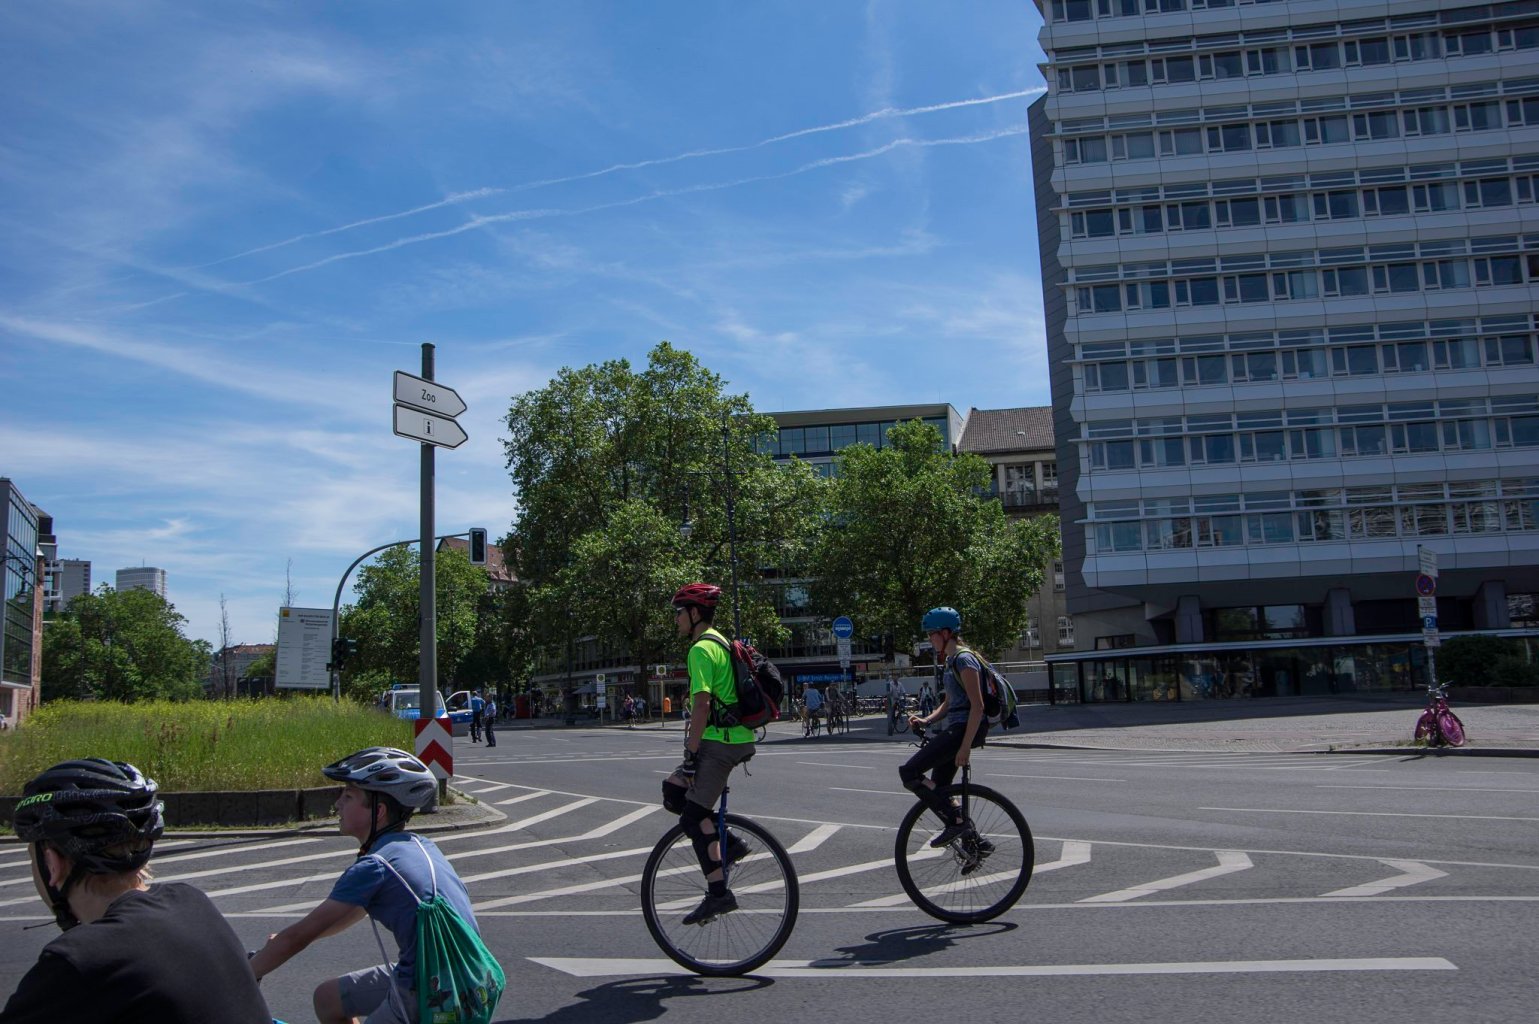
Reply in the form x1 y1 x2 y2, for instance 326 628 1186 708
803 688 823 711
470 695 484 713
942 650 982 727
329 832 478 985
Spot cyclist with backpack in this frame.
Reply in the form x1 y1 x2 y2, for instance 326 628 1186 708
1 758 272 1023
249 747 501 1024
899 607 990 847
660 583 755 926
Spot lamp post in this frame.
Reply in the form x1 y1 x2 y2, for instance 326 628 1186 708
679 415 743 639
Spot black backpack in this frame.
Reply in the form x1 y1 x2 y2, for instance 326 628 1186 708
694 633 784 731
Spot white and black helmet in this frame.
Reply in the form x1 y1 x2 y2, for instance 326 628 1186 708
323 747 438 809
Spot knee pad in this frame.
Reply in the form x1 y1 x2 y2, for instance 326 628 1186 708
680 801 719 873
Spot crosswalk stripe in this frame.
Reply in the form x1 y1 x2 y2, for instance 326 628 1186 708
530 955 1458 978
786 824 842 854
1322 860 1448 898
1080 850 1253 903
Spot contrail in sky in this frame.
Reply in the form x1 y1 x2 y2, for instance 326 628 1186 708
245 125 1032 285
214 87 1043 270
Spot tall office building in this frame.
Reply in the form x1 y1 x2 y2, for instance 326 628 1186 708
1033 0 1539 700
116 566 168 598
52 559 91 612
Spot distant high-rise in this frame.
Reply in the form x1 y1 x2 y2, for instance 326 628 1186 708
53 559 91 612
116 566 168 599
1032 0 1539 700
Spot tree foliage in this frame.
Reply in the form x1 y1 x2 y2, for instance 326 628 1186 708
41 586 210 702
338 545 489 695
811 419 1060 658
503 343 826 675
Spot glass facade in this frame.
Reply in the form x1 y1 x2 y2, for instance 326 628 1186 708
2 482 40 689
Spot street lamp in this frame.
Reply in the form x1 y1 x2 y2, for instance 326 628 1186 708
678 415 743 639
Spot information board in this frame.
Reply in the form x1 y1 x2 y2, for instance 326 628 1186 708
275 606 335 690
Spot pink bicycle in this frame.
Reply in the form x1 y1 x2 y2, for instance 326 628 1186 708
1414 682 1466 748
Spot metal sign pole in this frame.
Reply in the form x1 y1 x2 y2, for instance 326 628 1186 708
419 343 438 771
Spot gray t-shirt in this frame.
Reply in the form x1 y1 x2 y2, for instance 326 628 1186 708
942 650 982 727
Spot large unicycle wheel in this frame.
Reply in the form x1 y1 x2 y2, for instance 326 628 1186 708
641 814 799 976
894 783 1033 924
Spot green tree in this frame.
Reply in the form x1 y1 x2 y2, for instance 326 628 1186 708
41 586 210 702
454 581 539 696
338 545 490 696
502 343 826 682
811 419 1060 659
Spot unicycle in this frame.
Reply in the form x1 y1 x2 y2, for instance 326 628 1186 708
640 785 799 975
894 724 1034 924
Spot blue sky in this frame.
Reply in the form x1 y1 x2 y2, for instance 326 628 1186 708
0 1 1049 649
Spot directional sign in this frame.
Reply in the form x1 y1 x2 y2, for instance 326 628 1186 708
394 404 468 449
394 371 467 418
1418 545 1439 578
831 616 854 640
1415 573 1437 597
414 717 454 780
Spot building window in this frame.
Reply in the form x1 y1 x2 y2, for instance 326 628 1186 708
1053 560 1065 591
1057 616 1076 646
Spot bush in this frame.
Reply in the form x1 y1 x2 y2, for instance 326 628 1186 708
0 698 411 794
1438 634 1539 688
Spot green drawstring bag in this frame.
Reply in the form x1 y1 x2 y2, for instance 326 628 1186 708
370 835 505 1024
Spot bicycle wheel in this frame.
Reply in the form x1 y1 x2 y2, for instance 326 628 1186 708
894 783 1033 924
1438 711 1466 747
641 814 799 976
756 724 768 743
893 715 909 734
1414 712 1433 742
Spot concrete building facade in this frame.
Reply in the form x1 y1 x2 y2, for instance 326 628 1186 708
49 559 91 613
1033 0 1539 700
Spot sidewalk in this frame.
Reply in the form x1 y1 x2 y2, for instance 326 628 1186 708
988 695 1539 756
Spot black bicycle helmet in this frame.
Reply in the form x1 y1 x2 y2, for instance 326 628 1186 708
13 759 164 931
13 758 164 871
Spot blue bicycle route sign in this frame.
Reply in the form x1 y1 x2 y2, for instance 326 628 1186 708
831 616 854 639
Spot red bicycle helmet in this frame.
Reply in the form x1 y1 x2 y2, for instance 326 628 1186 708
672 583 721 609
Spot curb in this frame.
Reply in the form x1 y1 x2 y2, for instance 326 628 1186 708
987 738 1539 758
0 787 508 845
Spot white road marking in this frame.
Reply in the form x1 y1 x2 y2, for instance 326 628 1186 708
830 787 908 796
459 846 653 885
1080 851 1253 903
1316 785 1539 794
1203 807 1539 822
991 773 1127 783
495 790 554 806
530 955 1457 978
786 824 842 854
797 762 878 770
1322 860 1448 898
500 797 600 827
1037 840 1093 873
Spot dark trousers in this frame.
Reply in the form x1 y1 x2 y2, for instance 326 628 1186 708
485 714 496 747
471 710 483 742
898 721 989 823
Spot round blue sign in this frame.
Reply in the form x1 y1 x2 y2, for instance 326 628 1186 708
831 616 854 639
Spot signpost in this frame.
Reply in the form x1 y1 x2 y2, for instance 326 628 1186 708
1416 547 1442 681
413 717 454 781
275 607 334 689
832 616 853 670
394 346 468 798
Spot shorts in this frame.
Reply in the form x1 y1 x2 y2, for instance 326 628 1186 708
338 964 417 1024
685 739 755 811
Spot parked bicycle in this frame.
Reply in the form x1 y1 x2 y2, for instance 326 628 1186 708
640 784 799 975
1414 682 1467 748
893 722 1034 924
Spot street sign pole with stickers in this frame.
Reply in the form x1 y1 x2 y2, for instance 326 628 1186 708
1417 546 1440 687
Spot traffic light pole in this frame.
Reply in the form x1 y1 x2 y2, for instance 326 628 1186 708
327 530 472 701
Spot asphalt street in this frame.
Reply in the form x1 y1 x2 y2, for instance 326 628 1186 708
1 715 1536 1023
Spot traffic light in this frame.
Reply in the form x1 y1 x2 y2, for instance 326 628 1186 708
330 637 360 672
468 527 487 565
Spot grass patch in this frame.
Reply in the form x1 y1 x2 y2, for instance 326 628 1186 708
0 698 412 794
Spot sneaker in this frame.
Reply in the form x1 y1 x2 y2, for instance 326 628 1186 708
928 820 971 849
724 832 751 866
682 890 738 926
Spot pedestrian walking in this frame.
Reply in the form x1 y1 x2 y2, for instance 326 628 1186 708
484 695 497 747
469 690 485 743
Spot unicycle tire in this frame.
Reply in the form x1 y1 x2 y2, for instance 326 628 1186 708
641 814 799 976
894 783 1033 924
